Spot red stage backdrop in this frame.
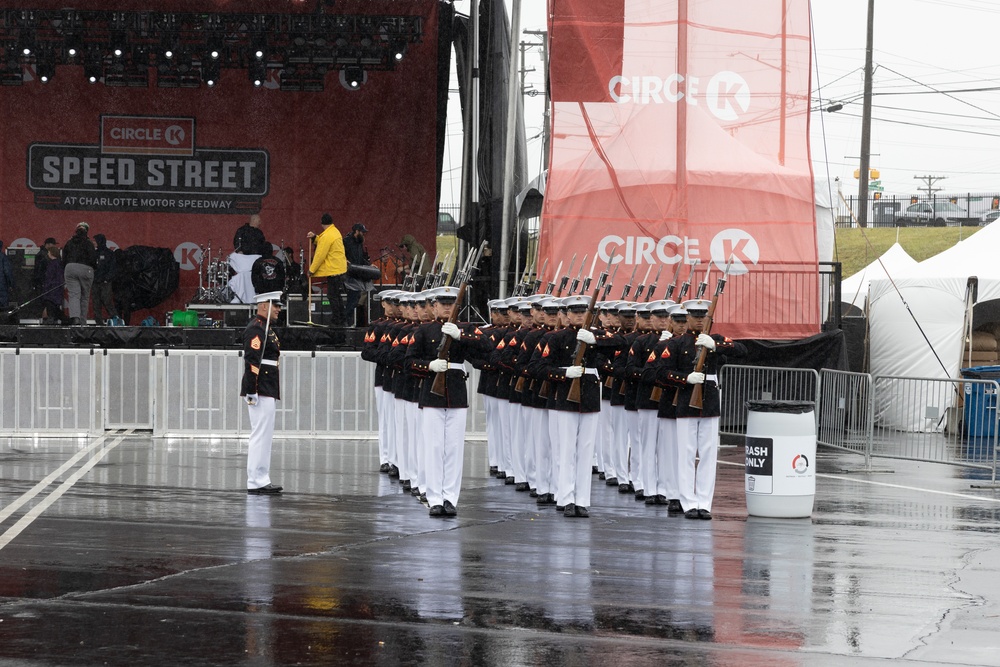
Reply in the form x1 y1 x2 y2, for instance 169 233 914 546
0 1 442 319
543 0 816 340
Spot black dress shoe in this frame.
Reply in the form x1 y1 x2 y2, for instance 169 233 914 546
574 506 589 518
668 499 684 514
410 487 421 496
626 482 635 493
505 476 515 485
379 463 390 473
598 472 606 480
529 488 538 497
645 495 657 505
429 505 444 516
489 466 499 475
247 483 282 495
684 508 700 519
555 505 564 512
515 482 529 491
592 465 600 475
655 495 669 506
401 479 411 491
634 490 645 501
618 483 630 493
563 503 576 517
419 494 427 504
495 470 507 479
605 477 618 486
387 465 400 478
698 509 713 520
443 500 458 516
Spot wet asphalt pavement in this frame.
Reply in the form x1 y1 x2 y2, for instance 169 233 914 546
2 434 1000 666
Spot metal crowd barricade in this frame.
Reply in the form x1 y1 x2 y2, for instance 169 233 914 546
718 364 820 445
870 375 998 481
103 349 156 430
817 369 874 468
0 348 101 436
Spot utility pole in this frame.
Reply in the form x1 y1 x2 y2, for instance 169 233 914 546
524 29 549 169
914 175 945 198
856 0 875 227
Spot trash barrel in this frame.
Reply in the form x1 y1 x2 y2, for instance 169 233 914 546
960 366 1000 438
745 400 816 518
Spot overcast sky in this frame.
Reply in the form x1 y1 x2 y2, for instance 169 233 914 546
441 0 1000 210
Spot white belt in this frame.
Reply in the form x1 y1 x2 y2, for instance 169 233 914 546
261 359 278 367
705 374 717 382
448 362 466 370
561 367 598 376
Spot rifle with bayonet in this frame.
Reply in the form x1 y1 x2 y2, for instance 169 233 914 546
568 254 588 295
645 264 663 301
602 261 619 299
633 265 653 301
663 262 683 300
567 254 615 403
533 258 549 295
430 240 489 396
676 261 697 302
620 264 639 299
688 257 734 409
433 250 454 287
556 253 577 297
695 262 712 300
580 251 603 295
545 260 563 295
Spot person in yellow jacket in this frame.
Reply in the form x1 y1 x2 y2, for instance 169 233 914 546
308 213 347 327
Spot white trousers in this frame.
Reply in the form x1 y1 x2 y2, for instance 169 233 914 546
381 390 396 466
375 387 386 465
550 410 598 508
394 397 408 478
497 400 513 475
625 409 640 485
655 418 679 499
609 405 629 482
483 395 499 468
421 407 468 507
675 417 720 512
596 399 613 474
533 408 553 495
246 396 276 489
404 401 420 486
509 402 526 483
637 409 659 495
522 406 538 489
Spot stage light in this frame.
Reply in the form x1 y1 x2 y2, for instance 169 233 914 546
113 47 123 57
255 49 264 60
249 60 265 87
203 59 220 87
210 49 219 60
340 65 365 91
391 41 407 62
22 47 31 56
165 49 173 59
67 47 77 57
84 59 101 84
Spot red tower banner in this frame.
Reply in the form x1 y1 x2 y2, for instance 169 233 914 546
542 0 817 339
0 1 442 319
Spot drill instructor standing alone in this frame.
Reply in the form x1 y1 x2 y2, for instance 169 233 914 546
241 290 284 495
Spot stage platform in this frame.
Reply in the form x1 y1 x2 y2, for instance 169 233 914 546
0 323 364 351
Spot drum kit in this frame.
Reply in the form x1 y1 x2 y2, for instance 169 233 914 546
191 241 234 304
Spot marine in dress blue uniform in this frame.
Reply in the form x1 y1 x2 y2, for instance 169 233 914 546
241 290 284 494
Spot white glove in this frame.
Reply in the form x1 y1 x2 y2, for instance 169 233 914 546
565 365 584 379
245 394 258 406
686 372 705 385
441 322 461 340
696 333 716 351
429 358 449 373
659 330 672 342
576 328 597 345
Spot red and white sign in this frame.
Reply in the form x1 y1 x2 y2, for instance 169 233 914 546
543 0 818 340
101 115 195 156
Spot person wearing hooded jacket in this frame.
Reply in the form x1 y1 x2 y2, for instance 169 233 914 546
91 234 119 325
63 222 97 325
397 234 426 282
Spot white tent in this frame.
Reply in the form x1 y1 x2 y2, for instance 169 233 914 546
841 242 918 309
867 223 1000 431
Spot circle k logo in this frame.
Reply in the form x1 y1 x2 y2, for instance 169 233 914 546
706 71 751 121
165 125 185 146
710 229 759 275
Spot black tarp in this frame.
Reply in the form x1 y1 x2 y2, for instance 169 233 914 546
737 330 849 372
115 246 180 316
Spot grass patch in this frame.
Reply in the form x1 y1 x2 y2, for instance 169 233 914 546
834 226 984 279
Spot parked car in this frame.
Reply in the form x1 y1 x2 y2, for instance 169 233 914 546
895 201 979 227
982 210 1000 225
